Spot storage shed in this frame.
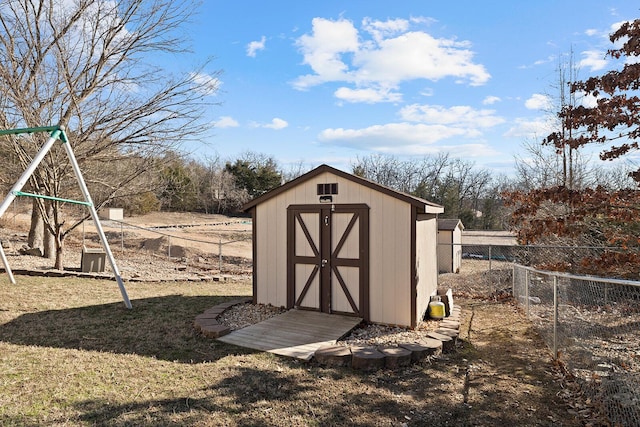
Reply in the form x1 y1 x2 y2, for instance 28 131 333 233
437 219 465 274
243 164 444 328
100 208 124 221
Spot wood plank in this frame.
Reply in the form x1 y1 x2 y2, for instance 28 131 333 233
217 309 362 360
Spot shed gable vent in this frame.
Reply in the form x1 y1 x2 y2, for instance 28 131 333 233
317 183 338 195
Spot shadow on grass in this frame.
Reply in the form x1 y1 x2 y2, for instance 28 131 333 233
70 366 424 426
0 294 254 363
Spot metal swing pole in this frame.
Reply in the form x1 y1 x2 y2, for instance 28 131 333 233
58 128 132 309
0 125 132 309
0 126 63 284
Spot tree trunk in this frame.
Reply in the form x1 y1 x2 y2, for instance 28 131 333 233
43 203 55 260
53 238 64 270
43 226 55 260
27 199 44 255
54 229 64 270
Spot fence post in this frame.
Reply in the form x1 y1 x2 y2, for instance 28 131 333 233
525 268 529 317
488 245 492 287
512 262 515 296
553 275 558 359
218 238 222 273
121 221 124 254
168 235 171 259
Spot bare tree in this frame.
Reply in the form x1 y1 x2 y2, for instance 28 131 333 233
200 155 251 214
352 153 499 228
282 160 313 183
352 154 426 192
0 0 219 268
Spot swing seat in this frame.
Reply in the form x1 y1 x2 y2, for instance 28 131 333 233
81 246 106 272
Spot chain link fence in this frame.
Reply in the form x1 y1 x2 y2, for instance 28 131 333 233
439 242 640 425
512 265 640 427
440 243 639 290
81 218 253 275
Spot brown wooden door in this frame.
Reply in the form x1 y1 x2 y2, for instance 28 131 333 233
287 205 369 320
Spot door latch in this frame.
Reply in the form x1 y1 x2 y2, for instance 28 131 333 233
324 215 329 226
321 259 328 268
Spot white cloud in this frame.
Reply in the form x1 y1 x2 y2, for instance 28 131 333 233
247 36 266 57
399 104 505 128
318 123 500 157
317 102 504 156
420 87 434 97
577 91 598 108
361 17 409 42
525 93 552 110
353 31 490 86
610 20 629 33
190 72 220 96
518 55 555 69
482 96 501 105
293 17 359 89
504 117 555 139
334 86 402 103
319 123 475 145
215 116 239 128
251 118 289 130
292 17 490 100
266 118 288 129
579 50 608 71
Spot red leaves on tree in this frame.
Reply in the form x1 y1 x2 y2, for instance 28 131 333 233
505 20 640 278
503 186 640 277
544 19 640 181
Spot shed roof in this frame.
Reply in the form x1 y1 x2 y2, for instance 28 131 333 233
438 218 465 231
243 164 444 214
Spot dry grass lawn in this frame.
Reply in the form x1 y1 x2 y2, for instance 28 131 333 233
0 273 584 426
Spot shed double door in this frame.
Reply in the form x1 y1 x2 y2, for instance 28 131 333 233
287 204 369 320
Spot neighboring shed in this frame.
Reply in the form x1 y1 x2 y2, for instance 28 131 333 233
243 164 444 328
437 219 465 274
99 208 124 221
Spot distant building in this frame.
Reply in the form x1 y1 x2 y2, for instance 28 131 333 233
437 219 464 273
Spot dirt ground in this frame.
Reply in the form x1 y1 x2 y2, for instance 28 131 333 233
0 211 599 425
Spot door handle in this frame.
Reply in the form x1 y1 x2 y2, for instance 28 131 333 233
321 259 328 268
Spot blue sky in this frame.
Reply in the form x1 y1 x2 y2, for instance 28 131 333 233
177 1 639 175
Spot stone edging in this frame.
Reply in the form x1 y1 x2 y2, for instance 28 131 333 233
193 297 253 337
195 300 462 372
314 306 461 371
1 268 232 283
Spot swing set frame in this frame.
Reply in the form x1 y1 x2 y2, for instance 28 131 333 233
0 125 132 309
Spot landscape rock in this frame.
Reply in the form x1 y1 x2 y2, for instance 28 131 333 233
378 345 412 368
315 345 352 367
351 347 386 371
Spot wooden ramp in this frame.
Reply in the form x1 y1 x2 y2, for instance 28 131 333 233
217 310 362 360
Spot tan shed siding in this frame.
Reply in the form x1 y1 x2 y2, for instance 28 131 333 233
255 197 288 307
416 214 438 322
254 170 414 326
437 230 453 273
328 172 412 325
331 212 359 258
368 195 412 326
296 264 319 307
332 266 359 313
296 213 319 256
254 172 339 308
